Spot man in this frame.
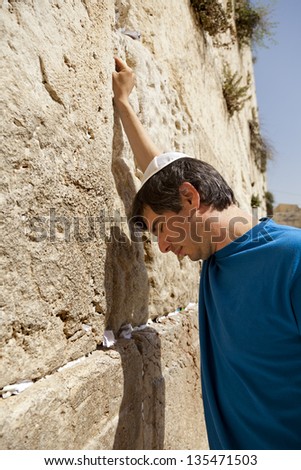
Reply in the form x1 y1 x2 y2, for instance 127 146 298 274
113 57 301 450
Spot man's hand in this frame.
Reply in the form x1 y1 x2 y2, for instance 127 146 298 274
113 57 136 106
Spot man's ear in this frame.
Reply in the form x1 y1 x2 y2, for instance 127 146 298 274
179 182 200 208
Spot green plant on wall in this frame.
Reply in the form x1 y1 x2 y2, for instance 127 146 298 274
251 194 261 208
264 191 274 217
222 64 251 116
190 0 232 36
249 118 273 172
234 0 276 48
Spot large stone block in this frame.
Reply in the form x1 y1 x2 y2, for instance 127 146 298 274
0 310 207 450
1 0 118 386
148 310 208 450
0 345 142 450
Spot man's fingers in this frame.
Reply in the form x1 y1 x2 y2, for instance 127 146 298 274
114 56 130 72
114 57 125 72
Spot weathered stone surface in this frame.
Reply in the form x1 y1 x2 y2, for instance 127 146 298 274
273 204 301 228
134 309 207 450
0 348 127 449
1 0 118 387
158 313 208 450
0 310 207 450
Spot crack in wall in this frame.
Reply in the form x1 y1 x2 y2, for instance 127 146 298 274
80 0 92 21
0 330 143 399
38 56 65 108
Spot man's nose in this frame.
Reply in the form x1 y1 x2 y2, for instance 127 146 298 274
157 233 171 253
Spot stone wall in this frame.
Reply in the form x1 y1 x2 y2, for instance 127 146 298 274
1 0 265 449
0 309 207 450
273 204 301 228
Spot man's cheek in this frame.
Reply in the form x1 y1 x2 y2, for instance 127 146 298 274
166 216 186 243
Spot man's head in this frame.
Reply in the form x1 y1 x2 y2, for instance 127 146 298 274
130 155 236 260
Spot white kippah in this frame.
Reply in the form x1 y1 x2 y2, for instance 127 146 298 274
141 152 194 186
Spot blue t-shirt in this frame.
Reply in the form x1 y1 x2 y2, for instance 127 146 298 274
199 219 301 449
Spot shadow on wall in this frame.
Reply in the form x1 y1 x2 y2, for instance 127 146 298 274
113 331 165 450
104 106 150 333
105 108 165 449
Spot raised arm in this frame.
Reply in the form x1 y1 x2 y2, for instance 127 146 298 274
112 57 162 173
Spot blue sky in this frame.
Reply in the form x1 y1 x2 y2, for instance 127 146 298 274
253 0 301 207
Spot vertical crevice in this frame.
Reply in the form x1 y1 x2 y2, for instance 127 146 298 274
38 56 65 107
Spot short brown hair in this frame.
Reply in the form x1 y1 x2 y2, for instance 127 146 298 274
130 157 236 233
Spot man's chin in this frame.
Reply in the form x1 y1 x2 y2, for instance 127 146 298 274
177 252 206 262
188 252 208 262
